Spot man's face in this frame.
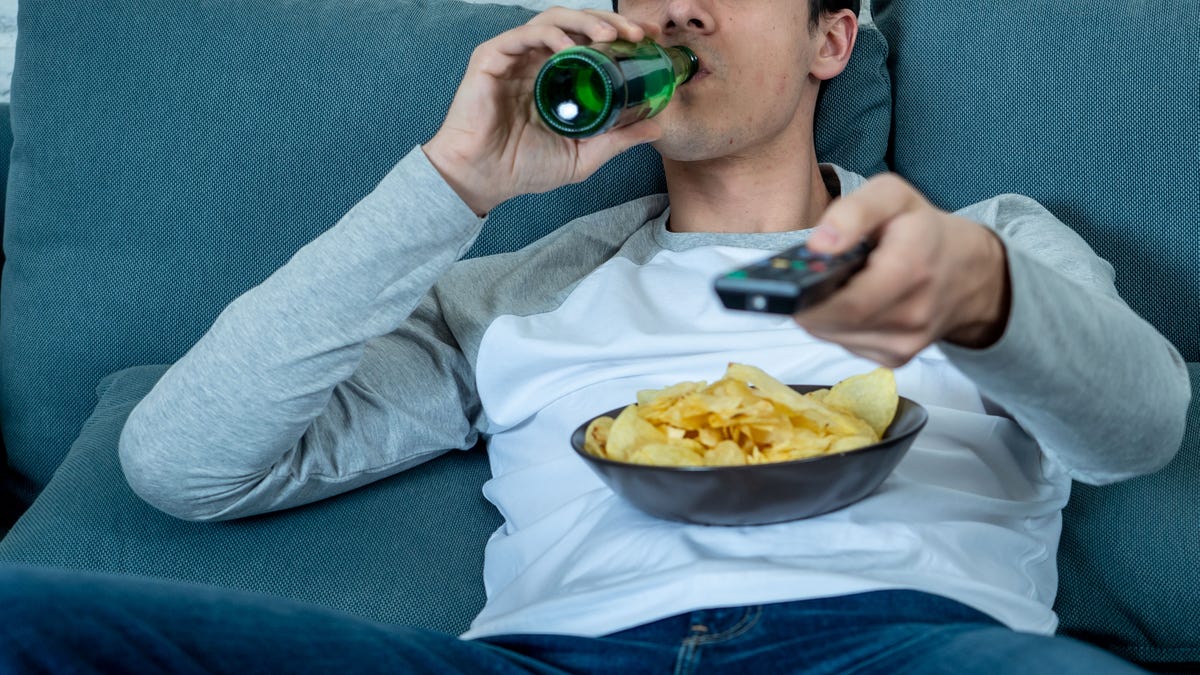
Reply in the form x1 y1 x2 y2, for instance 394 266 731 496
618 0 823 161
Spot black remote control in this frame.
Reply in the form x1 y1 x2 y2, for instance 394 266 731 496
713 241 873 315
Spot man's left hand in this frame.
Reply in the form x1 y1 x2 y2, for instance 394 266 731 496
797 173 1012 367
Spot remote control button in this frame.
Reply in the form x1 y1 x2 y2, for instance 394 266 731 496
808 261 826 273
770 258 790 269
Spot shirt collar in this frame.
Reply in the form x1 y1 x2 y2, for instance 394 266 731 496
650 163 867 253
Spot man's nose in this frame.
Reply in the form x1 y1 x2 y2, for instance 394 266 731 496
662 0 715 35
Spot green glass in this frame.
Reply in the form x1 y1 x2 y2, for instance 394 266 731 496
534 39 699 138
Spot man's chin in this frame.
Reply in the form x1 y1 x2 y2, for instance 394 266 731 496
650 134 727 163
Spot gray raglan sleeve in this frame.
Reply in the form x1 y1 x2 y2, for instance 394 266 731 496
940 194 1191 485
118 147 488 521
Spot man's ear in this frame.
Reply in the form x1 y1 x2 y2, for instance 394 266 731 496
811 9 857 82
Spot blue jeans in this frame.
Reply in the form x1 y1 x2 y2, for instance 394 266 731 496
0 563 1145 674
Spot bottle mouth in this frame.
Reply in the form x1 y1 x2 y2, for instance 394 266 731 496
534 48 619 138
673 45 700 84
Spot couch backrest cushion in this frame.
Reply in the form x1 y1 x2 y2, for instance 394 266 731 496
0 0 891 495
873 0 1200 665
0 364 504 634
874 0 1199 361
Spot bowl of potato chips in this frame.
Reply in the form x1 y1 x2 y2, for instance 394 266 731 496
570 363 927 526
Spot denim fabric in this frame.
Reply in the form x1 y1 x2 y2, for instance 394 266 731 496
0 563 1145 674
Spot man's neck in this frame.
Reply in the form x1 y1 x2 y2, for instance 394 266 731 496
661 143 832 235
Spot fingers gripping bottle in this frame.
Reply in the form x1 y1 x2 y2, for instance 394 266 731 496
534 39 699 138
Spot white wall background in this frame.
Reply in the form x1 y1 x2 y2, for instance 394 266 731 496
0 0 14 102
0 0 870 104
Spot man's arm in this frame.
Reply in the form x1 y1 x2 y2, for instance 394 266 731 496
421 7 661 214
119 149 488 521
799 175 1190 484
120 7 664 522
940 194 1190 484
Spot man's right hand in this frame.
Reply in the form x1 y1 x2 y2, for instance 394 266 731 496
422 8 664 216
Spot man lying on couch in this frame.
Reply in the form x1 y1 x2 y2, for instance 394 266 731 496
0 0 1189 672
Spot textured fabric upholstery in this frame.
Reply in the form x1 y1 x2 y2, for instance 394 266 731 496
0 364 501 634
1055 364 1200 664
873 0 1199 665
0 0 892 634
874 0 1199 360
0 0 892 501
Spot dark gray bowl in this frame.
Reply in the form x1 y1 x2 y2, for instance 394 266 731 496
570 385 928 526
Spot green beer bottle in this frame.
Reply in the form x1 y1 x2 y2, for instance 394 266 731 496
534 39 699 138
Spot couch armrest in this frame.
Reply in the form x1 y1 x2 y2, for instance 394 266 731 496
1055 361 1200 665
0 364 502 634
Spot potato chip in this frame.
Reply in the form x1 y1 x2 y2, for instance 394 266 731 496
629 442 705 467
605 404 664 462
704 440 747 466
822 368 898 437
580 364 899 468
829 435 877 454
584 415 613 458
637 381 706 407
724 363 872 438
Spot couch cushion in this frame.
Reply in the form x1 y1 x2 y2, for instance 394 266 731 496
0 364 503 634
1056 363 1200 665
873 0 1199 362
0 0 892 500
872 0 1200 665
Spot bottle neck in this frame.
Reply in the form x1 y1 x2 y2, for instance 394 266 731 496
665 46 699 87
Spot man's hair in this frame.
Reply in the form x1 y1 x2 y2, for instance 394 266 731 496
807 0 861 29
610 0 861 30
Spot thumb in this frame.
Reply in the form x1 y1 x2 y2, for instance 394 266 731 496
577 119 663 174
809 173 925 255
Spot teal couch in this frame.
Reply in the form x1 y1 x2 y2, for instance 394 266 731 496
0 0 1196 671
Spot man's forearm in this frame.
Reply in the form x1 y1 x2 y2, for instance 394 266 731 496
119 147 486 520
